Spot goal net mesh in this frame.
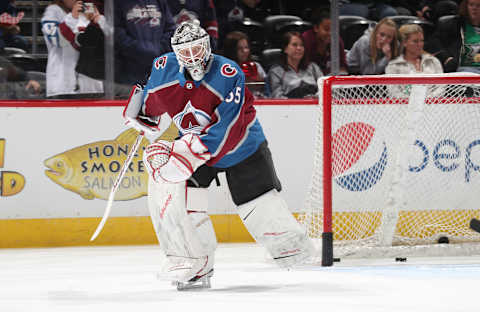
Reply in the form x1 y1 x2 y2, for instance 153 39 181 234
300 74 480 258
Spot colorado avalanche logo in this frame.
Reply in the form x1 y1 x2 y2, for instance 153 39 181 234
333 122 388 191
172 101 211 134
154 56 167 70
221 64 237 77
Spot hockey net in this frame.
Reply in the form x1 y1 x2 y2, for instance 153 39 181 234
300 74 480 264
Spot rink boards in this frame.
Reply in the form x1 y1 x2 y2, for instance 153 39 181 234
0 99 317 247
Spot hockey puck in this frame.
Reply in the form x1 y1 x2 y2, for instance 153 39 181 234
333 258 341 262
395 257 407 262
470 218 480 233
438 236 449 244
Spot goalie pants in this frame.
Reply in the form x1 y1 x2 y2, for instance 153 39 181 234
187 140 282 205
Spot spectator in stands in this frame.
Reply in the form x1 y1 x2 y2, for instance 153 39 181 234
167 0 218 51
339 1 398 20
214 0 271 50
223 31 265 82
41 0 104 98
302 8 348 75
114 0 175 85
390 1 460 22
223 30 265 97
0 52 43 99
0 0 28 51
347 18 400 75
60 1 112 82
427 0 480 73
386 24 443 74
267 31 323 99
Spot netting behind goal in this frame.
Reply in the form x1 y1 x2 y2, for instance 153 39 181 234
300 74 480 265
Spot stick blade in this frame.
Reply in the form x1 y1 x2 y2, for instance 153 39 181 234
90 195 114 241
469 218 480 234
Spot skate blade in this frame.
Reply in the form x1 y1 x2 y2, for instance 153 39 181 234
174 270 213 291
174 276 211 291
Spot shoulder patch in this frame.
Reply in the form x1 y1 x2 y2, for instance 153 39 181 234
154 56 168 70
220 63 238 78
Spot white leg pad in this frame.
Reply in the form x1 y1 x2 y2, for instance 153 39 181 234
148 179 216 283
238 190 315 268
186 187 217 255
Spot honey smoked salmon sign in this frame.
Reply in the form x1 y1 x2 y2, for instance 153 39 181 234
44 129 150 201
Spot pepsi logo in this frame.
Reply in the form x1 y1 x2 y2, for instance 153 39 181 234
333 122 388 192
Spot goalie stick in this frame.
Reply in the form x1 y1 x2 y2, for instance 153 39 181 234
90 131 145 241
470 218 480 234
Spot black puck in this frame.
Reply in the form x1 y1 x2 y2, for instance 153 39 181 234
438 236 449 244
395 257 407 262
333 258 341 262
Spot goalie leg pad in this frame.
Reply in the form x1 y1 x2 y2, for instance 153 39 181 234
148 180 216 283
237 190 315 268
186 187 217 254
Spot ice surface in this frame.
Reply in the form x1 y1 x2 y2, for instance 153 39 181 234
0 243 478 312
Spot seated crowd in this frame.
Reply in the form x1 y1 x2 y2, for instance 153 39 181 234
0 0 477 100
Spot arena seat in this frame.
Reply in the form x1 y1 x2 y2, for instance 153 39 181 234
340 19 372 50
389 15 435 39
261 48 282 72
263 15 302 48
233 18 265 57
8 53 40 72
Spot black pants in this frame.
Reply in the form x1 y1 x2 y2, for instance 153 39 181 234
187 141 282 205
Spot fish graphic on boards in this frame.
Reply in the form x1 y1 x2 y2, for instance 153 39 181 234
44 124 178 200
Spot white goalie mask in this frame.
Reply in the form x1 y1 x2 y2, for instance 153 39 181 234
171 21 211 81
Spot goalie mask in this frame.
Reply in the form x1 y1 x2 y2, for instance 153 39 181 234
171 20 211 81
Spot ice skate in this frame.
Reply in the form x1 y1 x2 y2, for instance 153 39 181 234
174 268 214 291
160 254 215 290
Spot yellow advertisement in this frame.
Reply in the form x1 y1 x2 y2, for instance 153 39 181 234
0 138 26 197
44 126 178 201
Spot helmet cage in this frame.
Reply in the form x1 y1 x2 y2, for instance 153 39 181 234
172 35 211 80
173 36 210 67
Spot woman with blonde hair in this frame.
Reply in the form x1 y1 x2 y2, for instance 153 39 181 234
347 18 400 74
386 24 443 74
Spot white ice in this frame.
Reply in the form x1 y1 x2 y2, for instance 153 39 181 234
1 243 478 312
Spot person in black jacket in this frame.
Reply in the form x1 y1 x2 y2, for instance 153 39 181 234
391 1 459 23
426 0 480 73
114 0 176 84
74 1 112 81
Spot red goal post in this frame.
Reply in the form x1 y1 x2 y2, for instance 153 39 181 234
301 74 480 266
